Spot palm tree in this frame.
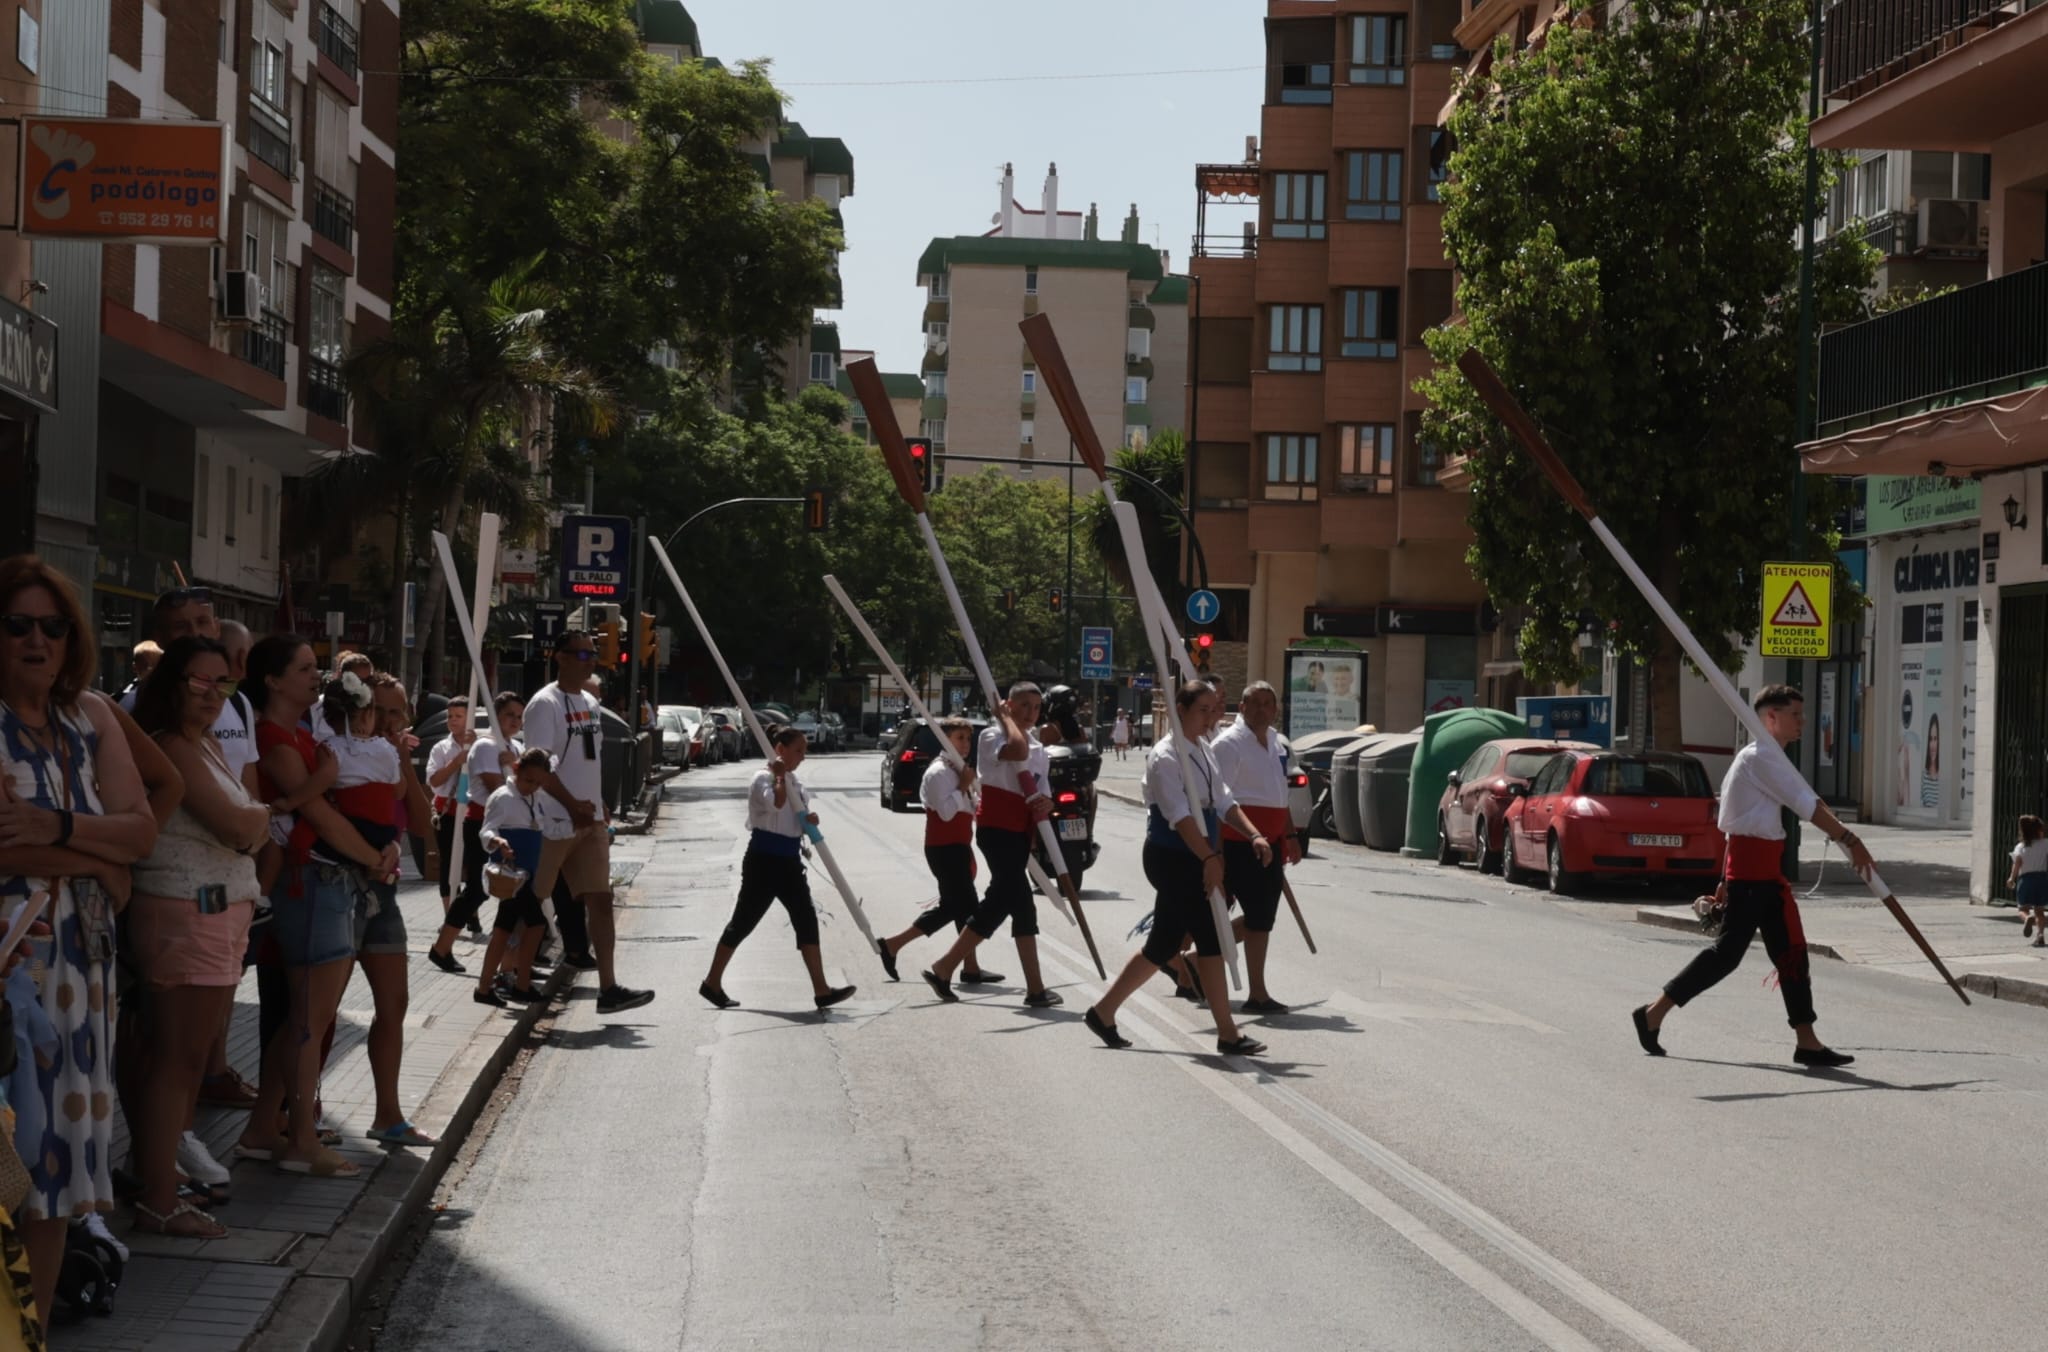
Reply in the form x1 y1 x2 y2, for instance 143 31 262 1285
1084 428 1189 605
345 261 616 687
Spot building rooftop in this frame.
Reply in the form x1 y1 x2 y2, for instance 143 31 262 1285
917 236 1165 282
633 0 699 50
835 369 923 401
1149 275 1190 306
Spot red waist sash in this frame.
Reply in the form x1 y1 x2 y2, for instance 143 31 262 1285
925 809 974 847
1724 834 1788 883
1224 804 1292 843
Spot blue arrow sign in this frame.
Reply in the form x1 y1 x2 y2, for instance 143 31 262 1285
1080 626 1113 680
1185 589 1221 626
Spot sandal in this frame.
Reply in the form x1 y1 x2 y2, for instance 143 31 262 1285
132 1199 227 1240
368 1121 439 1148
1217 1035 1267 1057
197 1069 260 1108
276 1148 362 1178
235 1137 288 1163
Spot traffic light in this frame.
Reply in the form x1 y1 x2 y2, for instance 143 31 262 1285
1048 587 1063 614
1000 587 1018 614
638 612 658 665
907 437 933 492
1191 630 1214 672
596 619 622 668
804 487 829 532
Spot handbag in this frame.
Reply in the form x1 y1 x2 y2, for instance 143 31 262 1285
484 860 528 901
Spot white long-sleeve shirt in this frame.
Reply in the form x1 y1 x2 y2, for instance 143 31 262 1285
919 757 974 820
1144 734 1237 833
1208 721 1289 810
748 767 806 838
1716 740 1818 839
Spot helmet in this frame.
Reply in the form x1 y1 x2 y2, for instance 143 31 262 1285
1042 685 1084 742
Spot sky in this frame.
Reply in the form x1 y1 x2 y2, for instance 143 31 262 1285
694 0 1268 374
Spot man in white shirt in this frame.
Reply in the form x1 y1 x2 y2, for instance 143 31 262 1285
1209 682 1298 1013
119 590 257 784
525 630 652 1016
1634 684 1874 1066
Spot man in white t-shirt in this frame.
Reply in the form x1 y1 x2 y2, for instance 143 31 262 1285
119 589 258 785
524 630 652 1016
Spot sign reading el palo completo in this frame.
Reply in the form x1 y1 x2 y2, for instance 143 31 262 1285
18 116 228 245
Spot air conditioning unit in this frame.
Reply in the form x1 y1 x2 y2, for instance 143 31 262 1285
1242 222 1257 251
219 270 264 323
1917 198 1988 256
1245 135 1260 163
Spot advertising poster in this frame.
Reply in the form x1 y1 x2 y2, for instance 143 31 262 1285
1424 679 1475 714
1919 641 1946 815
1817 671 1836 768
1285 648 1366 738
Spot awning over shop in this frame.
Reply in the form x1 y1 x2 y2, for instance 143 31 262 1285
1798 383 2048 479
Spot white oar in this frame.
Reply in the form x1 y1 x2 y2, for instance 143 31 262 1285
432 514 500 909
647 537 881 958
824 574 1106 977
1020 315 1244 990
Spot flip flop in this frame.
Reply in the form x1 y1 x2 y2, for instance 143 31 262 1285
132 1199 226 1240
276 1148 362 1178
368 1121 439 1148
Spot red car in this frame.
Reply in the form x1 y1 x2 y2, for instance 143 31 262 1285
1503 751 1724 894
1436 738 1599 874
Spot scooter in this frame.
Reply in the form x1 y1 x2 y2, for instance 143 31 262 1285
1031 686 1101 890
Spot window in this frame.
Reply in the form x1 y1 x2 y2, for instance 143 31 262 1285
808 351 835 385
310 265 346 365
1127 327 1151 360
242 203 289 316
1272 172 1326 240
1125 376 1147 404
260 483 273 559
851 418 871 443
1125 425 1147 450
314 86 354 197
1344 151 1403 221
925 321 948 343
1022 370 1037 395
223 464 239 545
1337 424 1395 492
1350 14 1407 84
929 273 949 300
1019 443 1036 475
1267 305 1323 371
1340 288 1398 359
922 418 946 445
1280 60 1333 103
1024 266 1039 295
1408 413 1445 486
250 1 288 111
1021 418 1034 444
1263 434 1320 501
195 453 211 539
925 371 946 397
1422 128 1450 203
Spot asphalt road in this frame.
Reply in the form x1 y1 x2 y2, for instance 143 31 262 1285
371 753 2048 1352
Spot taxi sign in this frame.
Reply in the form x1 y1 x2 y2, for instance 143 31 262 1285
1760 562 1831 658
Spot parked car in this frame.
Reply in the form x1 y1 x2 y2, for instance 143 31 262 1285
1436 738 1601 874
879 718 987 812
822 712 849 750
794 711 836 752
1503 750 1724 894
658 705 708 768
707 708 745 761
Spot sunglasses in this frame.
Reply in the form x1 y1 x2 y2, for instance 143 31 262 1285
157 587 213 607
185 676 239 699
0 614 73 640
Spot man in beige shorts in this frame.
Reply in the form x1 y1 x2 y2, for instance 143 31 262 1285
524 630 653 1016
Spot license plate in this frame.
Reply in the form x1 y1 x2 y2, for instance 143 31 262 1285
1057 819 1089 841
1628 833 1684 848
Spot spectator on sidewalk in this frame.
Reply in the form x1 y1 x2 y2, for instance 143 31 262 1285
526 634 651 1015
128 637 270 1238
427 692 522 972
2010 813 2048 948
426 701 476 922
473 748 558 1007
127 640 161 689
197 619 264 1111
239 636 398 1179
0 558 160 1323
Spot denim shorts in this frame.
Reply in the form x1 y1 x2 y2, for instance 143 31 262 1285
268 862 363 966
357 879 407 956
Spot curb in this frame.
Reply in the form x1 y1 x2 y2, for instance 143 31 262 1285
1960 971 2048 1009
245 961 574 1352
1632 907 1848 962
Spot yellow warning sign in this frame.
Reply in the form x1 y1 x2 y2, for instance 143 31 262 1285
1761 562 1832 658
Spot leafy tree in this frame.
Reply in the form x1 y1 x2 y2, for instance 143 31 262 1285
1418 0 1875 748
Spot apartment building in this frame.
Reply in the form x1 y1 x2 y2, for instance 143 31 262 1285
1187 0 1475 733
833 348 922 444
918 164 1189 491
20 0 395 678
0 0 55 563
1791 0 2048 899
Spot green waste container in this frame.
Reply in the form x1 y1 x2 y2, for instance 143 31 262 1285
1401 707 1529 857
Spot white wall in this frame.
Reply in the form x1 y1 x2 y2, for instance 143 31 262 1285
189 432 284 600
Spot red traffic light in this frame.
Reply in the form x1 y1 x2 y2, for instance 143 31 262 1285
1196 633 1214 649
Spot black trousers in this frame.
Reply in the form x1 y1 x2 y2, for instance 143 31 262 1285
434 809 458 899
493 887 546 934
968 825 1038 939
721 851 821 949
443 816 490 930
1141 840 1225 966
913 843 978 935
1223 838 1282 933
1663 880 1816 1028
552 875 590 956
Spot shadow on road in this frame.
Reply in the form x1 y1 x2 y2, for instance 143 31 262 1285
1669 1056 1990 1101
547 1024 655 1051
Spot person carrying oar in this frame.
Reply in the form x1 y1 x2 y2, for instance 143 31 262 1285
877 717 1001 986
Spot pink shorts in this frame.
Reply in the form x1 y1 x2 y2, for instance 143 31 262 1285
125 893 257 989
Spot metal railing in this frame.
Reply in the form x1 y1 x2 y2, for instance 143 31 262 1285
1853 208 1919 256
1821 0 2018 100
248 99 293 177
306 356 348 422
1192 230 1258 259
313 179 355 251
318 1 360 78
1816 261 2048 435
242 309 287 379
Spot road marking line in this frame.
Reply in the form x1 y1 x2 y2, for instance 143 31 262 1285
1038 942 1698 1352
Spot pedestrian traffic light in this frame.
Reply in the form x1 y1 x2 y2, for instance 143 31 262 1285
907 438 933 492
596 619 622 668
1000 588 1018 614
1048 587 1063 613
804 487 829 532
638 612 658 665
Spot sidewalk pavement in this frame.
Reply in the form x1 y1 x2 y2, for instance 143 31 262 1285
49 835 652 1352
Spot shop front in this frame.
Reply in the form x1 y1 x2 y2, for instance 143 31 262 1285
1867 507 1981 828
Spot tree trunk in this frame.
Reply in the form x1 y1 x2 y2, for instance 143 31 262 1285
419 483 469 693
1647 528 1685 752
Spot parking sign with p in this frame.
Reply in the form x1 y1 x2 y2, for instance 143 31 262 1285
561 514 633 599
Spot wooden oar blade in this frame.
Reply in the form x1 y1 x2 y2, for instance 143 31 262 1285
1019 313 1111 482
844 357 928 515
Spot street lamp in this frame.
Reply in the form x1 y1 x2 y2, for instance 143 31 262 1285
2003 494 2026 530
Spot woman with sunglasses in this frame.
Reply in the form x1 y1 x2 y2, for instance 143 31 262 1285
237 635 399 1179
126 638 270 1237
0 558 158 1326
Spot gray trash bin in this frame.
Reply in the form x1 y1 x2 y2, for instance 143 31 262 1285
1331 736 1394 845
1360 735 1422 852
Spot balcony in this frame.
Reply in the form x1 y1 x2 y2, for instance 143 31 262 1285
317 1 360 79
306 356 348 423
248 99 293 178
1851 208 1919 257
241 309 287 379
1815 261 2048 437
312 179 355 252
1813 0 2048 149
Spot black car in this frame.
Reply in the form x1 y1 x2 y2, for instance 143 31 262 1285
879 718 987 812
